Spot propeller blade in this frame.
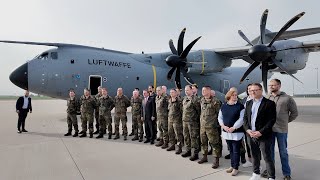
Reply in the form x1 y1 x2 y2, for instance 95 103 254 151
175 67 182 89
169 39 178 55
262 62 269 93
167 67 176 80
272 59 303 83
268 12 305 47
178 28 186 56
181 68 195 85
260 9 269 44
238 30 254 46
240 61 260 83
180 36 202 59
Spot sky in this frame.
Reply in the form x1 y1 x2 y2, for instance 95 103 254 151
0 0 320 96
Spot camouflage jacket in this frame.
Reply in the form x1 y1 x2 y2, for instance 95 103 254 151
131 96 142 116
67 97 80 114
80 95 96 114
182 95 200 122
155 94 168 118
114 95 130 114
95 93 103 109
200 96 221 128
98 95 114 116
168 97 182 123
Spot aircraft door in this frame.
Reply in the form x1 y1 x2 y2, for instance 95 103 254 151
220 79 230 94
89 75 102 95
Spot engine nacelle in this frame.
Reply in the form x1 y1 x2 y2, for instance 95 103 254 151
186 50 231 74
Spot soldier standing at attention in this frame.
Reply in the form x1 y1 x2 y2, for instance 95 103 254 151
114 88 131 140
181 85 201 161
96 88 114 139
64 89 80 137
155 86 169 149
167 88 184 154
94 86 103 134
79 88 96 138
131 90 143 142
198 86 222 168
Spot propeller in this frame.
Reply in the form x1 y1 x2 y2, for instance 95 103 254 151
238 9 305 93
166 28 201 89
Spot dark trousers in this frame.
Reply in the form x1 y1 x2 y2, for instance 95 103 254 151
145 120 156 140
17 109 28 130
250 136 275 179
245 134 252 158
226 139 242 170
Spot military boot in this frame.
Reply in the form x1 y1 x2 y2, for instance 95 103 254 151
181 150 191 158
93 130 99 134
124 136 127 141
73 132 78 137
129 132 134 136
96 133 103 139
132 136 139 141
108 134 112 139
212 157 220 169
167 144 175 151
89 133 93 138
113 135 120 140
175 146 182 154
64 131 72 136
138 136 143 142
79 133 87 138
79 130 85 134
198 154 208 164
155 140 164 147
189 153 199 161
161 142 169 149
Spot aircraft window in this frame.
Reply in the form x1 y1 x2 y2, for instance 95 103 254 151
37 52 49 60
51 52 58 59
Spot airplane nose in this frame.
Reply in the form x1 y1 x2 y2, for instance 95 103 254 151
9 62 28 90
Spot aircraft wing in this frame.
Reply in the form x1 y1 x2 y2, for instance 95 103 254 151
301 40 320 52
214 46 253 63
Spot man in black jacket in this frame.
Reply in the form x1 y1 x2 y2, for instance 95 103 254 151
243 83 276 180
16 90 32 133
141 89 156 144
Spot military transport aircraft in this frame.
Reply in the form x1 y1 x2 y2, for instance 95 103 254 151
3 9 320 100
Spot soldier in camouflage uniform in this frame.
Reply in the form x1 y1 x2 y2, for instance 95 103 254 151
131 90 143 142
181 85 201 161
93 86 103 134
96 88 114 139
79 88 96 138
166 88 184 154
114 88 131 140
64 89 80 137
155 86 169 149
198 86 222 169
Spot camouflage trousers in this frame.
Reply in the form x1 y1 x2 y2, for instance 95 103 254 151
183 121 200 153
200 126 222 158
157 116 168 143
67 113 78 132
132 114 143 138
168 121 184 146
99 114 112 135
94 109 100 131
114 113 127 136
81 112 94 133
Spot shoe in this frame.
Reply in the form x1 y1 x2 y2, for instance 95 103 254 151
79 133 87 138
113 135 120 140
22 129 28 132
124 136 127 141
226 167 233 173
155 140 164 147
249 173 261 180
242 161 253 168
261 170 268 178
96 134 103 139
93 130 99 134
167 145 175 151
79 131 85 134
64 132 72 136
212 157 220 169
139 137 143 142
156 137 160 141
112 132 115 135
161 143 168 149
225 154 230 159
129 132 134 136
17 130 22 133
150 140 155 145
132 136 139 141
231 169 239 176
189 153 199 161
108 135 112 139
198 155 208 164
181 151 191 158
208 148 213 155
175 147 182 155
89 133 93 138
283 176 291 180
144 139 150 143
73 132 78 137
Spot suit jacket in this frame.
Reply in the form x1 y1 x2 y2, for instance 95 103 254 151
243 97 276 140
16 96 32 112
141 96 156 121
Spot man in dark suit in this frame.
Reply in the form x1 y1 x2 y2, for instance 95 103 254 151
141 89 156 144
16 90 32 133
243 83 276 180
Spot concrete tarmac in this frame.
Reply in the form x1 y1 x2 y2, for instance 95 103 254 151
0 98 319 180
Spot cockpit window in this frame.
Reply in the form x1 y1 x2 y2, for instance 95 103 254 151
51 52 58 59
37 52 49 60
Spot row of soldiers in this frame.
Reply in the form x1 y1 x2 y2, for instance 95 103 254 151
65 85 228 169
